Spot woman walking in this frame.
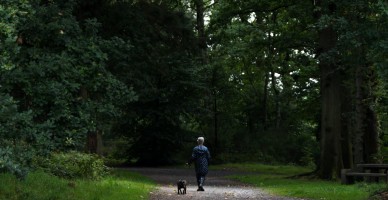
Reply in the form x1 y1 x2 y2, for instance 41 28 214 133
188 137 211 191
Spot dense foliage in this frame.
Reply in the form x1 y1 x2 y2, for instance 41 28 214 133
0 0 135 176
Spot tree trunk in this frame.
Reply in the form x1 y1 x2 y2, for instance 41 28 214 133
270 70 281 128
316 0 343 179
357 5 380 165
87 131 98 153
194 0 207 64
340 74 353 169
194 0 218 155
262 72 269 130
354 65 365 164
213 89 218 156
357 65 380 163
319 60 343 179
364 101 379 163
266 12 281 128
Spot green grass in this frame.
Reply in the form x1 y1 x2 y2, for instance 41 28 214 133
233 174 386 200
211 163 313 175
0 169 155 200
214 163 387 200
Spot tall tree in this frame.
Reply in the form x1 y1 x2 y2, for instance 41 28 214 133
338 0 383 164
315 0 344 179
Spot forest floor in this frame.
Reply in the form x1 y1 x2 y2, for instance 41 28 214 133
128 167 307 200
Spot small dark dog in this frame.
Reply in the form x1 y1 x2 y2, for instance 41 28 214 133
177 179 187 194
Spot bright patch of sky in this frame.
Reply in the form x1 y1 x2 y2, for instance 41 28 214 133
248 12 256 23
293 49 315 58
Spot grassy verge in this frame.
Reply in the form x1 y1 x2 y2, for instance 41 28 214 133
213 163 387 200
211 163 312 175
0 169 155 200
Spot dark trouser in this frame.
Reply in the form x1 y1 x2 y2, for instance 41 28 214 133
196 173 206 187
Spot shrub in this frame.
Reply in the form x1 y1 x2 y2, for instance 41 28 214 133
34 151 108 180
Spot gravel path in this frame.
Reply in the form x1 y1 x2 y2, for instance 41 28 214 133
128 167 306 200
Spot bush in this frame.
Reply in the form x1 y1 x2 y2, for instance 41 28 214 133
33 151 108 180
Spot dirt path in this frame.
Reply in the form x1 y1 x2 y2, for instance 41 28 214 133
128 167 306 200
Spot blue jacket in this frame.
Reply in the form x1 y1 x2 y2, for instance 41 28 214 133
189 145 210 175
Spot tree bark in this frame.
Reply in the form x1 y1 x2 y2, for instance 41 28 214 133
354 65 365 164
356 65 380 163
316 0 343 179
270 70 281 128
194 0 207 64
194 0 217 155
213 89 218 156
262 72 269 130
319 59 343 179
267 13 281 128
340 74 353 169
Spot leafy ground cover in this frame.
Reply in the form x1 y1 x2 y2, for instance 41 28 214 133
212 163 387 200
0 169 155 200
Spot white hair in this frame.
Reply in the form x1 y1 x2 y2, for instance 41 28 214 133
197 137 204 145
